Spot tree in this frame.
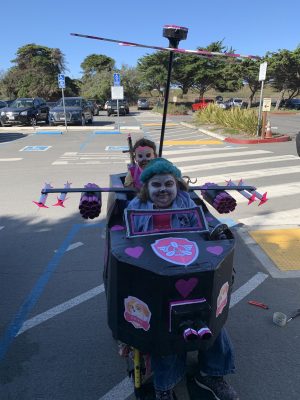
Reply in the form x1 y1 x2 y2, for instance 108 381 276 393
1 44 67 99
79 54 115 101
119 65 141 102
80 54 115 76
80 70 112 101
137 52 169 98
266 48 300 109
233 59 262 108
190 41 242 99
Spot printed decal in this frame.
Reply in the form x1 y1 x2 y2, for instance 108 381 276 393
124 296 151 331
151 237 199 266
216 282 229 317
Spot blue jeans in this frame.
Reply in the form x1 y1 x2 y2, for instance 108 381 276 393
151 328 235 391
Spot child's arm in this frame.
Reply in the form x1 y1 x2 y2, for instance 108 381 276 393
124 171 134 187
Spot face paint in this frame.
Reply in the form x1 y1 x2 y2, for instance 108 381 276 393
148 174 177 208
135 146 155 169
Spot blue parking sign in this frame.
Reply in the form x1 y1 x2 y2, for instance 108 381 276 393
58 74 65 89
113 73 120 86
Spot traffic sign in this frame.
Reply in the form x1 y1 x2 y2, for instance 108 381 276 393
111 86 124 100
113 73 121 86
58 74 65 89
259 62 267 81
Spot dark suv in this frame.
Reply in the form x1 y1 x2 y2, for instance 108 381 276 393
285 98 300 110
49 97 93 126
107 99 129 116
0 97 49 126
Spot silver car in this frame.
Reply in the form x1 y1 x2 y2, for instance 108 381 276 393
137 98 150 110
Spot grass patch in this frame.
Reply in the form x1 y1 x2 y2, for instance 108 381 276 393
152 103 189 115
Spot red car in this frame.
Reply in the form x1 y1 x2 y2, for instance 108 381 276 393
192 98 214 112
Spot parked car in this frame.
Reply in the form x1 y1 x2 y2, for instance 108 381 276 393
107 99 129 116
0 97 49 126
137 98 150 110
216 100 230 110
49 97 93 126
3 99 15 107
0 100 7 109
284 98 300 110
191 98 214 112
227 98 248 109
46 101 58 108
86 100 99 116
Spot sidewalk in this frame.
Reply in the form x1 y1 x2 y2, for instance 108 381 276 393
180 122 291 144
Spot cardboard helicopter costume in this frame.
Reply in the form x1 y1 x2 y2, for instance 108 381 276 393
106 158 235 355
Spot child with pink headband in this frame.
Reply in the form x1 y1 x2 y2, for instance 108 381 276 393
124 138 157 189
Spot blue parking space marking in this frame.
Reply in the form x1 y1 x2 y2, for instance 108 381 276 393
94 130 121 134
35 131 63 135
20 146 52 152
105 146 129 151
0 222 103 360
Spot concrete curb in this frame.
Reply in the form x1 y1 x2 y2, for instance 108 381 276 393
180 122 292 144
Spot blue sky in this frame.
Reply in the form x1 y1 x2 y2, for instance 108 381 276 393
1 0 299 79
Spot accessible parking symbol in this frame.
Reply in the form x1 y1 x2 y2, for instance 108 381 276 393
20 146 52 152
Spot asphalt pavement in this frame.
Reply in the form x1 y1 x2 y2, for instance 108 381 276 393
0 110 300 400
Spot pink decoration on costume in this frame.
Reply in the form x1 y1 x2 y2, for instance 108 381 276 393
151 237 198 266
175 278 198 298
32 201 49 208
111 225 125 231
53 181 71 207
259 192 268 206
216 282 229 317
207 246 224 256
33 182 53 208
125 246 144 259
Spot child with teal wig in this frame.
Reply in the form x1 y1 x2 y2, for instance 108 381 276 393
126 158 239 400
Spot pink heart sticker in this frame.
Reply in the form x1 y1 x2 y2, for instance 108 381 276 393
175 278 198 298
111 225 124 231
125 246 144 259
207 246 223 256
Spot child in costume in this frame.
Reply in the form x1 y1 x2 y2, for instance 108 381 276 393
127 158 239 400
124 138 157 189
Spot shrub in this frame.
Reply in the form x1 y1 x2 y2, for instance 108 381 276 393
153 103 189 115
193 104 258 135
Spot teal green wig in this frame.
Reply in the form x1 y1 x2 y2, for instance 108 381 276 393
140 158 182 183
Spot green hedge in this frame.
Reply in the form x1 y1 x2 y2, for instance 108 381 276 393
193 104 258 135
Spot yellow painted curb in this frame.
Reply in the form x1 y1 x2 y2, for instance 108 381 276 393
249 229 300 271
164 140 222 145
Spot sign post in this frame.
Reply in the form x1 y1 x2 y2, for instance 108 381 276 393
112 73 122 130
256 62 267 136
57 74 68 131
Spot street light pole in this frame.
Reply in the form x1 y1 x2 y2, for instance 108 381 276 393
159 25 188 157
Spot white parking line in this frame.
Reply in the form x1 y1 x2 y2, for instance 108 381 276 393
17 285 105 336
0 158 23 161
54 242 83 252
